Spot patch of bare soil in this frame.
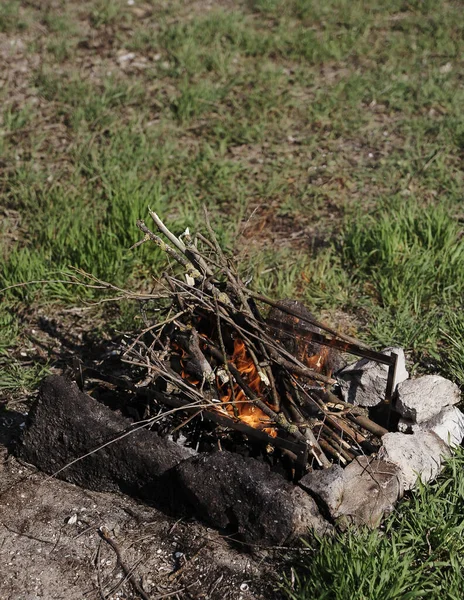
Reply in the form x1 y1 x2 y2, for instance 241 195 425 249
0 433 286 600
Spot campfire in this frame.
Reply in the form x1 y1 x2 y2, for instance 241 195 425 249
102 209 399 478
18 209 462 546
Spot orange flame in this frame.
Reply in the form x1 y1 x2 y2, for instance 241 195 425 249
172 337 277 437
304 346 331 373
219 339 277 438
172 342 200 385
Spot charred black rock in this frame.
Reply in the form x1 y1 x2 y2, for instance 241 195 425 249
17 376 191 504
170 450 330 545
16 375 330 546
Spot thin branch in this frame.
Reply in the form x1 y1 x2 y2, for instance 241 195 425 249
98 527 151 600
136 220 196 275
213 294 238 417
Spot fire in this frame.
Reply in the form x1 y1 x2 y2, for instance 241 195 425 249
304 346 331 373
219 339 277 438
172 342 200 385
173 336 277 438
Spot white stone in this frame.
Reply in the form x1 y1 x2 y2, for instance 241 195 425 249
395 375 460 423
379 431 450 490
300 459 402 527
337 347 408 407
299 465 345 515
398 406 464 448
117 52 136 64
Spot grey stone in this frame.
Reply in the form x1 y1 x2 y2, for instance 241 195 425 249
300 459 402 528
379 431 450 490
299 465 345 515
290 486 333 539
337 347 408 407
337 457 403 528
395 375 461 423
398 406 464 448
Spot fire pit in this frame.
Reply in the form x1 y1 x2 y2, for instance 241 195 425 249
17 210 464 547
119 210 397 474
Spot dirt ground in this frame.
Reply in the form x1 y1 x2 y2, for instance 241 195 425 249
0 414 289 600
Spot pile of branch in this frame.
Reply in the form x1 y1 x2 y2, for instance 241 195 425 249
121 209 388 472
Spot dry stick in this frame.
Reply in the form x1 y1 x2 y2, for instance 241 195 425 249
192 287 280 411
0 271 168 303
202 206 228 272
136 220 196 275
319 425 356 461
202 206 265 325
204 342 296 434
271 354 334 385
71 266 171 300
348 414 388 438
318 438 347 465
324 414 366 445
183 228 217 279
124 358 206 403
282 390 306 425
320 422 352 451
206 305 334 386
174 328 214 383
283 397 327 464
105 558 146 599
0 278 104 294
291 378 327 414
163 262 232 313
286 379 345 466
233 315 335 385
292 378 365 450
98 527 151 600
240 338 280 411
95 540 106 600
164 273 188 315
167 545 206 581
213 294 239 417
149 209 187 253
163 278 241 336
204 341 330 467
265 364 280 411
202 207 283 407
243 332 281 410
122 311 185 358
170 409 203 434
196 231 217 253
133 225 332 463
324 392 388 437
149 209 214 278
1 521 55 545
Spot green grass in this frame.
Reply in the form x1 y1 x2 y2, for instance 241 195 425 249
285 449 464 600
0 0 29 32
343 201 464 340
0 0 461 397
0 0 464 594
